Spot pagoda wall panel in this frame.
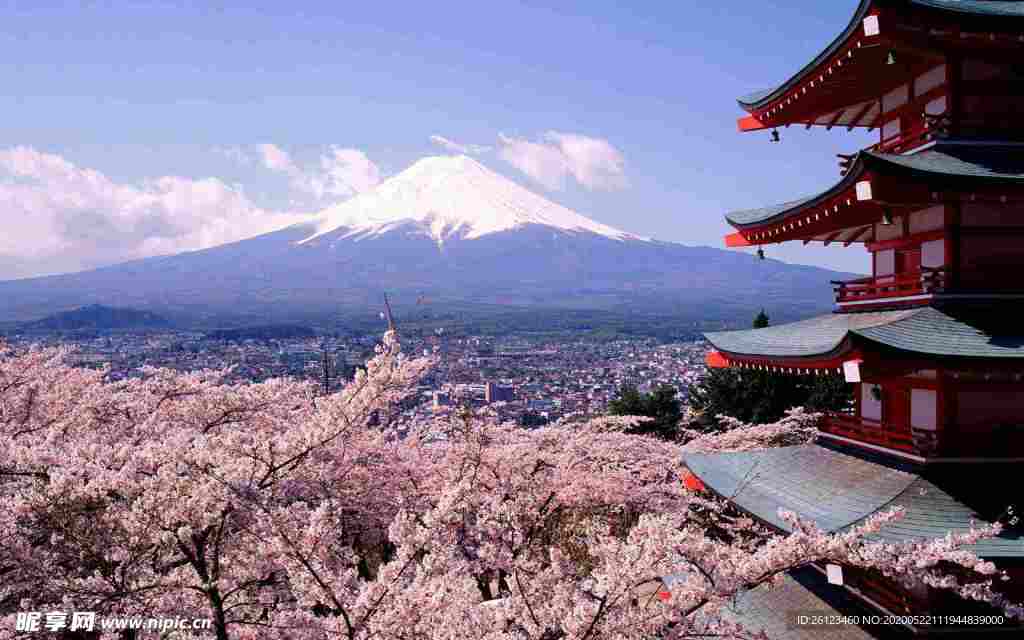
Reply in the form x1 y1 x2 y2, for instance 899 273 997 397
860 383 881 421
957 59 1024 137
920 239 944 269
959 234 1024 279
910 388 937 431
951 389 1024 457
875 217 903 241
915 64 946 97
874 249 895 276
908 205 944 234
961 58 1015 83
962 202 1024 227
882 84 909 113
957 390 1024 426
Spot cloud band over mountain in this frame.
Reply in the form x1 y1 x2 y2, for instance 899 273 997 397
0 133 628 280
0 146 311 279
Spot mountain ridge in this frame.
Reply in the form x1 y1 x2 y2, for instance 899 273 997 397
0 155 855 330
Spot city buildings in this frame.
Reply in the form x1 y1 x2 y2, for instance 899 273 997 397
689 1 1024 635
485 381 514 403
5 327 707 425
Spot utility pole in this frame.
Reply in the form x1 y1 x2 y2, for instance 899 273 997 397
320 342 332 395
383 293 397 334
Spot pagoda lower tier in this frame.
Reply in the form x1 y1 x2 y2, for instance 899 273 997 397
705 303 1024 460
682 441 1024 635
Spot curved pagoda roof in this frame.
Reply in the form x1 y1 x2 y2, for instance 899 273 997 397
682 442 1024 558
660 568 884 638
724 142 1024 246
704 306 1024 366
737 1 1024 131
719 569 882 639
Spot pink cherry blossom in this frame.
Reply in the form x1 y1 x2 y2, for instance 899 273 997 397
1 333 1019 639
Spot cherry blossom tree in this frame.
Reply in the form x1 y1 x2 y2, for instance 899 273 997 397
1 333 1020 639
680 407 822 453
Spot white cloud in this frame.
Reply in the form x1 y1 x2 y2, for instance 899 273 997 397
0 146 312 279
546 132 629 191
497 133 570 191
307 147 382 199
429 135 491 155
257 144 382 202
497 131 628 191
258 143 298 174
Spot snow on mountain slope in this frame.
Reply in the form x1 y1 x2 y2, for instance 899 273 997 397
299 155 647 246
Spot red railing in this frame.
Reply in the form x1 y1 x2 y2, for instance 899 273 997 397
821 413 916 453
833 267 946 306
836 116 948 170
872 122 935 155
822 413 1024 458
871 112 952 155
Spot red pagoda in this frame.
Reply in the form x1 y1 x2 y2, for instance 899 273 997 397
685 1 1024 636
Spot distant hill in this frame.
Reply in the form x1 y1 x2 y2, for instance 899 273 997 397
206 325 316 341
23 304 170 331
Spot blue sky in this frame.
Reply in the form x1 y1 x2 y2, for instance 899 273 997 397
0 1 875 279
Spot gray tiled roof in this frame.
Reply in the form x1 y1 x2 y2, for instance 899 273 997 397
913 1 1024 17
683 445 916 532
726 195 819 226
738 1 1024 110
704 310 916 358
720 568 885 639
683 444 1024 558
705 307 1024 360
662 569 890 638
737 88 773 106
867 143 1024 183
725 144 1024 228
854 306 1024 358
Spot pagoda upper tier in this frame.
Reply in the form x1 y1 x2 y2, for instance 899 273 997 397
737 0 1024 141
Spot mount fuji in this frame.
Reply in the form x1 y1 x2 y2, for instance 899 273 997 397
301 155 644 246
0 155 852 331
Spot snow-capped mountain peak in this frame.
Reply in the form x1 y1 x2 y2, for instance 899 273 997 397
298 154 645 246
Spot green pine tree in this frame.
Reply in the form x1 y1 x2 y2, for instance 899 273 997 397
691 310 852 425
690 369 852 426
607 383 683 441
753 309 770 328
